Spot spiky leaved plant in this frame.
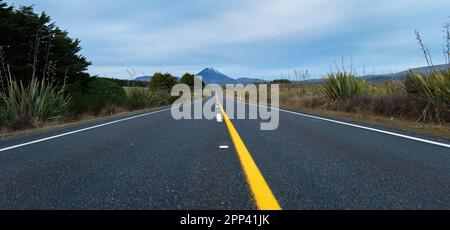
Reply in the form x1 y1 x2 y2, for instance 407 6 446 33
0 76 71 130
322 72 366 101
404 70 450 123
126 87 156 110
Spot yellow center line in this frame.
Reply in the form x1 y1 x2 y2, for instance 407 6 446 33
216 97 282 210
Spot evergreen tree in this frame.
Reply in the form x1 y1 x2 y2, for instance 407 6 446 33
0 0 90 87
180 73 205 88
149 72 178 91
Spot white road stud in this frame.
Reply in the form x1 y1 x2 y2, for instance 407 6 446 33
216 113 223 123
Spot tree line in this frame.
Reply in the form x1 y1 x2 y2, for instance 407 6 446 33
0 0 90 88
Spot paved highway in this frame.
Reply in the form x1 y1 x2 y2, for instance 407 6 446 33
0 98 449 210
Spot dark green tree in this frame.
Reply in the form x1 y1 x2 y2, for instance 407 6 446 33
179 73 205 88
0 1 90 87
149 72 178 91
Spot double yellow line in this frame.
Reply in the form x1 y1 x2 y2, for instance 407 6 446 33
216 97 282 210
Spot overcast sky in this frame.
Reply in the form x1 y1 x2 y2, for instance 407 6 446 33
9 0 450 80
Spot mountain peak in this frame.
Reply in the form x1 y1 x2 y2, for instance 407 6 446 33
200 67 220 74
197 68 236 85
196 68 267 85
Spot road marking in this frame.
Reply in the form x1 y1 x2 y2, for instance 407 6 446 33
216 113 223 123
0 108 172 152
217 97 282 210
0 97 214 153
231 99 450 149
219 145 229 149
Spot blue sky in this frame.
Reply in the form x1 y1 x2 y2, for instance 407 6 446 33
9 0 450 80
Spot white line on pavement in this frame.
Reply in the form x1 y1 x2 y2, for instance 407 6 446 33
0 108 171 152
0 97 214 153
230 99 450 149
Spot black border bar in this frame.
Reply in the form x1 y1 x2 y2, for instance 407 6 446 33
0 211 449 227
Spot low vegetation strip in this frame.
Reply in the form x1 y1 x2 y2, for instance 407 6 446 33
280 69 449 123
278 69 450 139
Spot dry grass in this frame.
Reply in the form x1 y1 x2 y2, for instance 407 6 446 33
0 103 167 139
279 82 450 139
282 105 450 139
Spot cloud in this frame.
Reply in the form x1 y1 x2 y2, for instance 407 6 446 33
10 0 450 79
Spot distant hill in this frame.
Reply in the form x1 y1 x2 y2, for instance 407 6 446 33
131 64 449 85
135 76 152 82
134 68 265 85
235 77 267 84
196 68 237 84
360 64 450 82
301 64 450 83
196 68 265 85
135 75 180 82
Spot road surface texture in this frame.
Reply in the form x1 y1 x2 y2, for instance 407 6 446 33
0 98 449 210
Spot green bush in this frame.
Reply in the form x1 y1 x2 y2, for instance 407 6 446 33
152 90 178 106
272 79 292 84
322 72 366 100
67 78 126 115
404 70 450 123
149 72 178 91
126 87 156 110
179 73 205 88
0 78 70 130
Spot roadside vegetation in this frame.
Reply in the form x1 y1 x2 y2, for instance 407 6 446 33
0 2 193 134
0 76 70 130
278 21 450 137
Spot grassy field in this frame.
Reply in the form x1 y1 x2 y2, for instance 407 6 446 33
277 71 450 139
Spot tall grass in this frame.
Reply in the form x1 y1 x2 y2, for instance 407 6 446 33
126 87 156 110
366 81 405 96
322 72 366 100
125 87 176 110
150 90 177 106
0 77 71 130
279 83 323 98
404 70 450 123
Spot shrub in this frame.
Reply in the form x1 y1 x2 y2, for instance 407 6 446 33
150 90 178 106
149 72 178 91
126 87 156 110
67 78 127 115
322 72 366 100
179 73 204 88
0 77 70 130
404 70 450 123
272 79 292 84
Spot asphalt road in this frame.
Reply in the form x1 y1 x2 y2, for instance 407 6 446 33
0 98 449 210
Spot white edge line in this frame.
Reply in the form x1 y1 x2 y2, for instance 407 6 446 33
0 97 211 153
0 108 171 152
229 98 450 149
